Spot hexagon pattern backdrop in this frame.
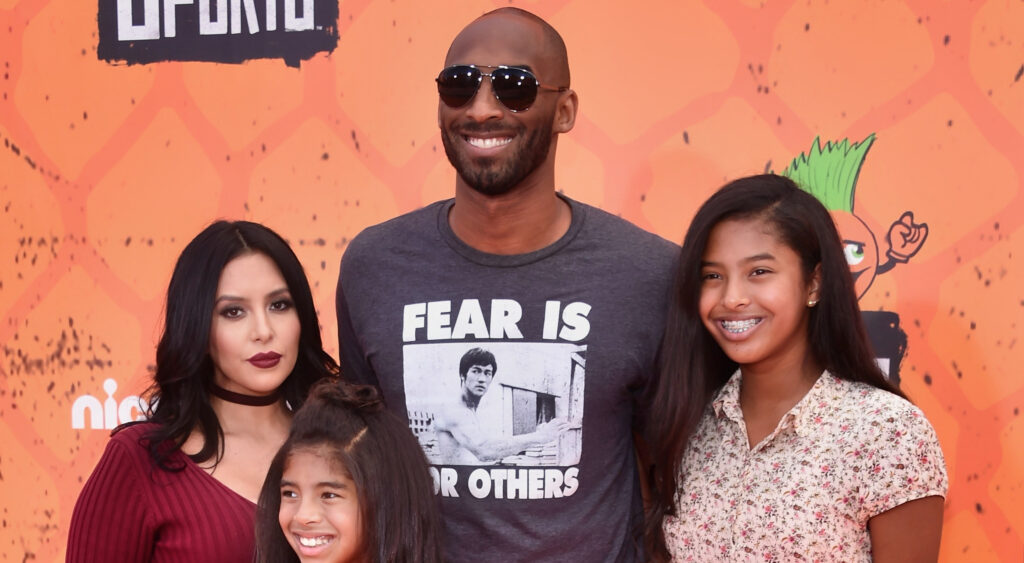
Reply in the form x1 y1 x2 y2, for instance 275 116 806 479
1 0 1022 560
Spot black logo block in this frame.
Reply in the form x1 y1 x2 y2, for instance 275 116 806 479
98 0 338 67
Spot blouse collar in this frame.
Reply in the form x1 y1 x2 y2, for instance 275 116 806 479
712 369 839 439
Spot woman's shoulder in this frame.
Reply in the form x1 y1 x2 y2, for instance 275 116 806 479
104 421 176 463
109 421 158 444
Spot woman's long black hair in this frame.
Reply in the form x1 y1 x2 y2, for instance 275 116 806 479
644 175 904 560
255 379 444 563
138 220 339 469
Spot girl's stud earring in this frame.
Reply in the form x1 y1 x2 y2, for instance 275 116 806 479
807 300 818 307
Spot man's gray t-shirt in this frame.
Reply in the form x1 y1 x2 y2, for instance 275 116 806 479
336 196 678 562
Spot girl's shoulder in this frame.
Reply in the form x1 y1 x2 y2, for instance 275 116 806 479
823 373 909 409
825 377 949 514
822 375 938 440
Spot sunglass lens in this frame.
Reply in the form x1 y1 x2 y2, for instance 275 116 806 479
491 67 537 112
437 66 480 108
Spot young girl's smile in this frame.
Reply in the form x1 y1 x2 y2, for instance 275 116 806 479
699 217 820 376
279 448 363 563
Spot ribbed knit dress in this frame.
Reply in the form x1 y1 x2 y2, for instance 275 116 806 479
67 423 257 563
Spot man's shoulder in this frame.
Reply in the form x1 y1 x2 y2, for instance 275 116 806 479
346 200 448 252
434 401 470 427
571 199 679 269
575 200 677 250
339 201 449 281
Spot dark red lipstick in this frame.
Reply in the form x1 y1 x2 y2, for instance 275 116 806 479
248 351 282 369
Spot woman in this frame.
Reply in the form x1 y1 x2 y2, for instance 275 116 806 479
67 220 339 562
646 175 947 562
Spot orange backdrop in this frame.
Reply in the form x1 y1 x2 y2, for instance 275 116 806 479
1 0 1022 560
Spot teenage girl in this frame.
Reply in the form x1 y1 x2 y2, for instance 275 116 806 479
255 379 444 563
646 175 947 562
68 221 338 562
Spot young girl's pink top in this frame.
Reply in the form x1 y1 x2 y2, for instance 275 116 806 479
67 423 257 563
664 371 947 562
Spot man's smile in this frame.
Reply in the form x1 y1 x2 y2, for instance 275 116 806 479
465 136 512 149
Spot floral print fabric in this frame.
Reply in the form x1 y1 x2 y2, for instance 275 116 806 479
663 370 947 562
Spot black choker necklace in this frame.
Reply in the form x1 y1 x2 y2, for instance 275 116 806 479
210 384 281 407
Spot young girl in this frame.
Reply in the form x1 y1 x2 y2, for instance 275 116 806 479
68 221 338 562
255 379 444 563
646 175 947 562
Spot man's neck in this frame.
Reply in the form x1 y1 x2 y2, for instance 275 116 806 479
449 179 572 255
461 392 481 411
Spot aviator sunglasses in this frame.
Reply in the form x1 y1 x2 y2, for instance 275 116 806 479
436 64 568 112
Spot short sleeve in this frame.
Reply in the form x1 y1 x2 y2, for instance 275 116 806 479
67 433 155 563
858 402 948 522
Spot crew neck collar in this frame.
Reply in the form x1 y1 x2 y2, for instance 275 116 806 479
436 193 585 267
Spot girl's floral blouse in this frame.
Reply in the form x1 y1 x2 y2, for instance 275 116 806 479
664 370 948 562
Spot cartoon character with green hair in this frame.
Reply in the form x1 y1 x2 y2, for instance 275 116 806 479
781 134 927 384
782 134 928 299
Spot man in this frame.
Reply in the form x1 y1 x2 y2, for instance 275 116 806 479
337 7 678 561
434 347 570 465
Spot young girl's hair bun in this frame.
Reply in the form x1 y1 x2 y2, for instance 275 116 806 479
306 377 384 414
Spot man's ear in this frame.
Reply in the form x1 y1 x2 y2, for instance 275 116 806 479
553 89 578 134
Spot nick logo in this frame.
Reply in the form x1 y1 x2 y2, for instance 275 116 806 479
71 378 149 430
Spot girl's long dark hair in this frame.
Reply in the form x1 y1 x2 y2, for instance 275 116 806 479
644 174 904 560
255 379 444 563
139 220 338 470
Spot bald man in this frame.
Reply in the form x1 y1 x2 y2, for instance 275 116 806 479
336 8 678 561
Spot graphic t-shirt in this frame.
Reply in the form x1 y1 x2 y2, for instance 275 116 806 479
336 196 678 562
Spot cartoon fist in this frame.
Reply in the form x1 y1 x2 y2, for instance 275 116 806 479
886 211 928 263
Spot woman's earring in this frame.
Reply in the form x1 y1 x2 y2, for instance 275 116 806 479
807 299 818 307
